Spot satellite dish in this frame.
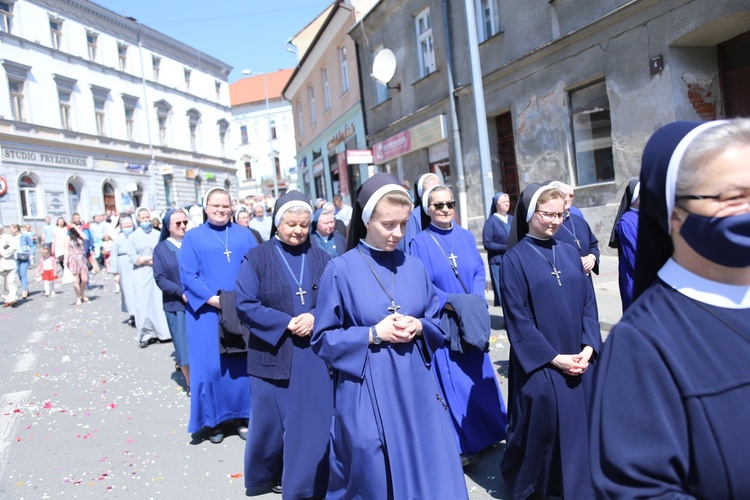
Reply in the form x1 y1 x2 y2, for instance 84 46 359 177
372 48 397 85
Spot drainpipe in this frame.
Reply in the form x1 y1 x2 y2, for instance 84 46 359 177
441 0 468 228
137 32 156 210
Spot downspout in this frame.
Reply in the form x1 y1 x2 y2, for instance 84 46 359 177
441 0 468 228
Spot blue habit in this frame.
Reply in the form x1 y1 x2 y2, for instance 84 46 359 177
614 209 638 311
554 213 600 274
179 222 256 433
500 236 601 499
590 262 750 498
397 206 424 254
312 242 468 500
482 214 513 306
235 239 333 498
410 224 507 455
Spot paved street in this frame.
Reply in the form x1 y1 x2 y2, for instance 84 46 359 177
0 256 621 499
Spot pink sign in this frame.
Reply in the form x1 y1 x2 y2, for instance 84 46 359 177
372 130 411 164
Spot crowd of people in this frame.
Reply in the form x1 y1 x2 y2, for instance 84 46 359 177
1 118 748 498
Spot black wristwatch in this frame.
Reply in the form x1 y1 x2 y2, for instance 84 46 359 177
371 326 382 345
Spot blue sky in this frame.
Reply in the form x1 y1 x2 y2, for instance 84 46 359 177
93 0 334 82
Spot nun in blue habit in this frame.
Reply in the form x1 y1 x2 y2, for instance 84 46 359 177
500 183 600 499
482 192 513 306
607 178 640 311
409 185 507 461
590 119 750 498
312 173 468 500
235 191 333 498
397 172 441 253
179 187 256 441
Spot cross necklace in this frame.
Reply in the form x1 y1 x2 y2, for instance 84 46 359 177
426 229 470 294
560 217 581 250
357 247 400 314
275 244 307 305
526 239 563 286
210 226 232 262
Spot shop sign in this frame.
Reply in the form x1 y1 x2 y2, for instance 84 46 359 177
44 190 66 217
185 169 196 179
2 147 87 167
204 173 216 181
156 165 174 175
372 130 411 164
411 114 446 150
346 150 373 164
327 123 356 151
126 164 149 174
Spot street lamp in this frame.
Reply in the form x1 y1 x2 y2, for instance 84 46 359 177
241 69 279 199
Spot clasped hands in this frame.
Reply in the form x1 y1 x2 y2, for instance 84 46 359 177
288 313 314 337
371 313 423 344
551 346 594 376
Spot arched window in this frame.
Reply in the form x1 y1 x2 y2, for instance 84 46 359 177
244 161 253 180
19 174 41 219
164 174 174 207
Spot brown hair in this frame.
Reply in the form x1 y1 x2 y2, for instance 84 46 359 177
373 190 412 217
536 188 565 208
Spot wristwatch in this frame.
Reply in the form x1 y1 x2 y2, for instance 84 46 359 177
371 326 382 345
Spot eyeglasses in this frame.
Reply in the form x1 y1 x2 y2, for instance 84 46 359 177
676 187 750 215
536 210 566 221
430 201 456 211
173 221 189 226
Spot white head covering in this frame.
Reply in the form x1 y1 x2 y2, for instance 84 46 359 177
525 185 557 222
362 184 410 225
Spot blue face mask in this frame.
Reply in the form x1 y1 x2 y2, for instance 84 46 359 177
679 210 750 268
122 227 134 236
139 221 152 232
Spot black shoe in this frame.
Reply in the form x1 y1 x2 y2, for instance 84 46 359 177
128 316 136 327
460 453 480 467
271 477 282 494
209 426 224 444
139 341 149 348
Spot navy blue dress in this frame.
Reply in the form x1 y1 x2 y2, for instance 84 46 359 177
153 239 189 367
554 213 600 274
614 209 638 311
235 239 332 498
482 214 513 306
500 235 601 499
590 260 750 498
312 242 468 500
410 224 507 455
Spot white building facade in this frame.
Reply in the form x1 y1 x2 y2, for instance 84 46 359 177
0 0 236 226
230 69 297 200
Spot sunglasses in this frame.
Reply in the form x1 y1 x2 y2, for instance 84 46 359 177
173 220 189 226
430 201 456 210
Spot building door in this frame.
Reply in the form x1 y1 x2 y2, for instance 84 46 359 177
719 31 750 118
103 182 116 213
495 112 520 211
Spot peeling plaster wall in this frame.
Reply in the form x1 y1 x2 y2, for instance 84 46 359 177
454 0 750 250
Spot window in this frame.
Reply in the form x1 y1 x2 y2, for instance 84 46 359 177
240 125 248 144
339 46 349 93
296 101 304 137
154 99 171 146
117 43 128 71
49 18 63 50
54 75 76 131
3 60 30 122
86 31 98 61
215 80 222 101
124 105 134 140
476 0 500 42
187 109 200 152
91 85 109 137
194 177 202 203
9 79 24 121
244 161 253 180
374 46 389 104
0 1 13 33
570 80 614 185
59 90 72 130
275 157 281 180
270 120 277 140
416 8 436 77
19 175 40 219
322 68 331 110
152 56 160 81
217 119 229 156
308 86 316 126
164 175 174 207
184 68 191 90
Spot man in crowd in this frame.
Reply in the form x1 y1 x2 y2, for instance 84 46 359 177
333 194 352 227
248 204 272 242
